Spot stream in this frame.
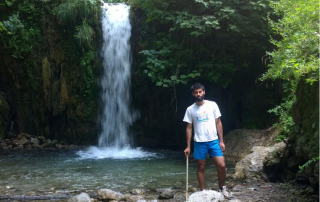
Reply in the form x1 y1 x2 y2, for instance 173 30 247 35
0 148 235 197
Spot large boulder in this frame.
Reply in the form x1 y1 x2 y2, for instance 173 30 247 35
233 142 286 181
224 128 279 162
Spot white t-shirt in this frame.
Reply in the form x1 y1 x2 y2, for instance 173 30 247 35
183 100 221 142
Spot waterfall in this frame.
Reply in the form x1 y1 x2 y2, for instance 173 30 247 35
76 3 154 159
99 3 134 148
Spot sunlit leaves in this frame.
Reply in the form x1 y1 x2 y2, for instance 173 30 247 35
0 22 6 32
261 0 319 84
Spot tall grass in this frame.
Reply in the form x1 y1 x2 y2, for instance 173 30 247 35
75 20 94 48
55 0 99 25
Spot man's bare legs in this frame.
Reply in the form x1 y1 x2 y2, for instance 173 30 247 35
197 157 226 190
197 159 206 190
212 156 226 188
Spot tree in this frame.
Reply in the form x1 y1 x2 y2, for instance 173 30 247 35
260 0 319 137
261 0 319 84
130 0 273 88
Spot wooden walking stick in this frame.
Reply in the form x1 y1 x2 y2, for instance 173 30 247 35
186 156 189 201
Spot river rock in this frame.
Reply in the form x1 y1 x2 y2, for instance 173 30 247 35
126 194 144 202
69 193 91 202
188 190 224 202
30 137 39 145
97 189 125 201
233 142 286 181
130 189 144 195
158 188 174 199
18 136 28 145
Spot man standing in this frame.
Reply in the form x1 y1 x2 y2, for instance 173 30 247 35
183 83 232 198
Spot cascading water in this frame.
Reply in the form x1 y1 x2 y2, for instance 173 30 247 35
99 3 133 148
77 3 151 159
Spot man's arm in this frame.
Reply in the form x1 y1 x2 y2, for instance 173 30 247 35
215 117 225 151
184 123 192 157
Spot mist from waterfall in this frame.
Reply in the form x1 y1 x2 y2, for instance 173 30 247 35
76 3 152 159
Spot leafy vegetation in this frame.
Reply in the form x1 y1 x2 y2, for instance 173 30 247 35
0 0 101 142
299 157 319 170
0 2 43 58
261 0 319 139
130 0 272 88
54 0 100 48
261 0 319 84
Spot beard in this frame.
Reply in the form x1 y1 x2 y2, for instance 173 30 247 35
195 95 204 102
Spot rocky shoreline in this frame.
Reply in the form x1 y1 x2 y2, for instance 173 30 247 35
0 130 318 202
0 181 318 202
0 133 84 151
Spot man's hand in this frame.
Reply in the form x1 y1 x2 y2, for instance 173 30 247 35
184 147 190 157
219 141 225 152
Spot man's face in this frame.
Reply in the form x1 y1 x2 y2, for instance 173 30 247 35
192 88 205 102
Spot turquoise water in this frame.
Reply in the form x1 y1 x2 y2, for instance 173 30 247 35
0 148 234 196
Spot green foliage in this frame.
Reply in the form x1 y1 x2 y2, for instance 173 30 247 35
0 22 6 32
54 0 100 48
131 0 272 88
299 156 319 170
275 134 285 142
54 0 99 25
2 13 42 58
0 0 17 7
103 0 125 2
268 98 295 135
80 49 96 97
75 20 94 48
261 0 319 142
261 0 319 84
268 81 296 138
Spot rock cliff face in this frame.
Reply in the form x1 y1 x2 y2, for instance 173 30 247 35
223 128 279 162
228 79 319 191
284 79 319 188
0 2 101 144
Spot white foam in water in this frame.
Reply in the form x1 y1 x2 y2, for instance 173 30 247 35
76 146 157 159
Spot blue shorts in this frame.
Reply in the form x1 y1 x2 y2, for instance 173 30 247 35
193 139 223 160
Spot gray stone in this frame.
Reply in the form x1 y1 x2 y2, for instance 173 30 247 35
126 194 144 202
97 189 125 201
130 188 145 195
30 137 39 145
18 137 28 145
69 193 91 202
158 188 174 199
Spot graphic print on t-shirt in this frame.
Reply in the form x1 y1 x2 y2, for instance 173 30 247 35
196 111 209 122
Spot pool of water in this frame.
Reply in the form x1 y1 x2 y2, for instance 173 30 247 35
0 147 235 196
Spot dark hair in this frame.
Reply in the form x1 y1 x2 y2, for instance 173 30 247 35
191 83 205 92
